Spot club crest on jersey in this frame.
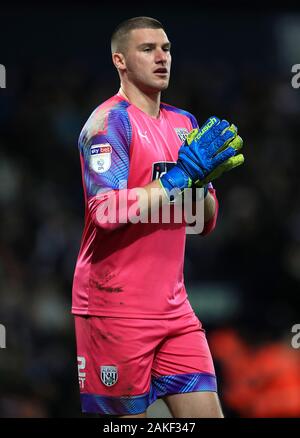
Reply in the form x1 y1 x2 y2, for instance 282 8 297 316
89 143 112 173
174 128 189 142
100 366 118 387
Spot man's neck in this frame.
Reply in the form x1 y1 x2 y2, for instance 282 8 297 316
118 83 161 119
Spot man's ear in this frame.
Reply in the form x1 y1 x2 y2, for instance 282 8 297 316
112 52 126 71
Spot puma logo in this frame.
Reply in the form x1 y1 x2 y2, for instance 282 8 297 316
138 130 151 143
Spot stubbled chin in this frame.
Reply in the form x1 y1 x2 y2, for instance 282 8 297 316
153 78 170 91
138 79 169 93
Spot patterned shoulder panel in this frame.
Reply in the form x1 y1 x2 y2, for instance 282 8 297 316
160 102 198 129
79 98 131 149
79 98 132 197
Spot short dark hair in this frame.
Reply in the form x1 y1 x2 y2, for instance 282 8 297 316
111 16 165 54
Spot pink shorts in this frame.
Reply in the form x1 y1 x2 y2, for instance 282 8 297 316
74 312 217 415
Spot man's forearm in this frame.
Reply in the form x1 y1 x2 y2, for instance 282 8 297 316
139 181 216 224
135 179 170 216
90 181 216 231
89 180 169 230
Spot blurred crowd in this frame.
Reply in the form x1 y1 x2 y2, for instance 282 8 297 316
0 11 300 417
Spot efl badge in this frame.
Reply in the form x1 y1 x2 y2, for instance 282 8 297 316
174 128 189 142
90 143 112 173
100 365 118 387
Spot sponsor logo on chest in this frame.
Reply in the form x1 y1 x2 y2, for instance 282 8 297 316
152 161 176 181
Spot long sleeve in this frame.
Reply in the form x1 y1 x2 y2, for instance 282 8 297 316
79 101 136 231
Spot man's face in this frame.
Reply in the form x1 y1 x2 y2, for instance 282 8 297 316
123 28 171 93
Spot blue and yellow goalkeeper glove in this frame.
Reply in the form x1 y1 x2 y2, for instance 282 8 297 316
194 122 244 188
160 116 244 200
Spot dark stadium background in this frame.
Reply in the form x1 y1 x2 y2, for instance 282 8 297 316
0 2 299 417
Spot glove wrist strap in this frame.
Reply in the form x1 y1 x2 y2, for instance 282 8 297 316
160 166 192 202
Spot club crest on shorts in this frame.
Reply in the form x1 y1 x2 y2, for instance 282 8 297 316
89 143 112 173
100 365 118 386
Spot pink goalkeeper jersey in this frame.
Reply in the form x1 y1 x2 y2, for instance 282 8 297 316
72 92 218 318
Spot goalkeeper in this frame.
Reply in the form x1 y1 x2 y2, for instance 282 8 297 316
72 16 244 419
